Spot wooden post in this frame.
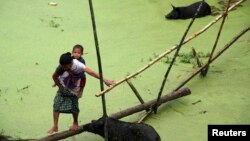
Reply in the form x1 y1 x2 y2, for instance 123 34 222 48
202 0 231 77
126 80 145 104
191 47 202 68
137 109 153 123
88 0 109 140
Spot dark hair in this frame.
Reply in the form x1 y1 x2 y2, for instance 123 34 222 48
59 52 73 65
73 44 84 53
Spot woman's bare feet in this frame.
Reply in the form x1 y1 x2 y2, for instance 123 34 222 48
48 126 58 134
69 123 79 131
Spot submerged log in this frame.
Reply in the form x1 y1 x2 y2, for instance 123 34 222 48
111 87 191 119
38 87 191 141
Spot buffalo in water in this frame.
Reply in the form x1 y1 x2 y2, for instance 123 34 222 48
84 117 161 141
165 1 211 19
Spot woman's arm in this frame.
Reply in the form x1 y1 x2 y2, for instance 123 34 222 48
84 66 115 87
52 72 64 90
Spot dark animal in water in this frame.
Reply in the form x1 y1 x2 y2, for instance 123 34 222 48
0 135 9 141
84 117 161 141
165 1 211 19
0 135 33 141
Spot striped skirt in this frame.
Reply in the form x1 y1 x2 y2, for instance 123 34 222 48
53 90 79 113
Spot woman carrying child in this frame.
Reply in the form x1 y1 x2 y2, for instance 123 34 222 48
48 52 115 134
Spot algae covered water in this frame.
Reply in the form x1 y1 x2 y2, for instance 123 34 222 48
0 0 249 140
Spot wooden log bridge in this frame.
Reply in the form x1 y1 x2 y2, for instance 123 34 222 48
38 87 191 141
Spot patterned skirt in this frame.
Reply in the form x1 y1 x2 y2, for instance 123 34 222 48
53 90 79 113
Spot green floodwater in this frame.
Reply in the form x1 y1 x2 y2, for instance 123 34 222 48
0 0 249 140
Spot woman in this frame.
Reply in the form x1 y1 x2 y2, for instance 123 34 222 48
48 52 115 134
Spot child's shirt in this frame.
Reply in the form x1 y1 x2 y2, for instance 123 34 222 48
78 56 86 65
77 57 86 78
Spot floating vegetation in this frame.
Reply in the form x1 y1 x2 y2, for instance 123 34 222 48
49 20 60 28
178 51 210 65
218 0 245 11
51 17 64 32
17 85 31 94
192 99 202 105
126 72 131 77
211 0 246 16
22 85 30 90
40 18 44 22
0 88 8 94
211 70 223 74
40 17 64 31
53 16 63 20
199 110 207 114
148 57 153 62
162 56 172 64
147 53 159 62
210 6 221 16
153 53 158 58
179 52 193 63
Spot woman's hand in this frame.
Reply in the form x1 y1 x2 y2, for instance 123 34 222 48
104 79 116 87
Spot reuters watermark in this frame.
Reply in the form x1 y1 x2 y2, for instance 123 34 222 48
208 125 249 141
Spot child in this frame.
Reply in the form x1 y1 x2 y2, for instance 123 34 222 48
71 44 86 65
71 44 86 98
48 52 115 134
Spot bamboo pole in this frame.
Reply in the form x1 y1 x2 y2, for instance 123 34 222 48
202 0 231 77
137 109 153 123
95 0 244 97
174 25 250 91
192 47 202 68
88 0 109 140
154 1 204 114
37 87 191 141
126 80 145 104
137 26 250 123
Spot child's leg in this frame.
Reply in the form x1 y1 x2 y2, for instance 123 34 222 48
48 112 60 134
80 78 86 90
78 78 86 98
70 112 79 131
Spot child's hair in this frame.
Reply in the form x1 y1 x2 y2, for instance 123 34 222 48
59 52 72 65
73 44 84 54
